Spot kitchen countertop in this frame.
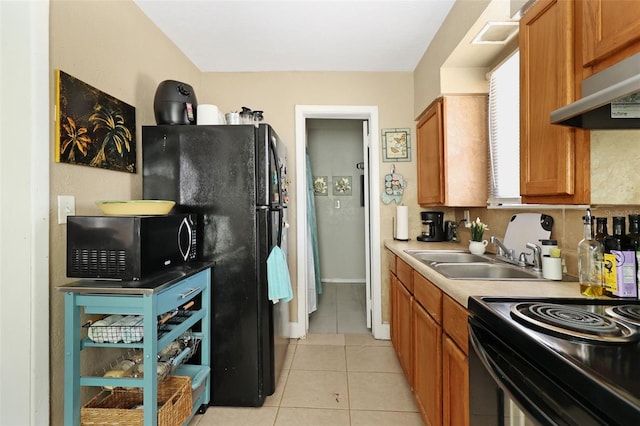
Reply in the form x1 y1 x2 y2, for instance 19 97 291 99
385 239 583 308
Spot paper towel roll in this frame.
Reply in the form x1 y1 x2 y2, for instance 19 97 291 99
197 104 220 125
396 205 409 241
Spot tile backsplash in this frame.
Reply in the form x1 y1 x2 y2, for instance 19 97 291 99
455 206 640 277
591 130 640 205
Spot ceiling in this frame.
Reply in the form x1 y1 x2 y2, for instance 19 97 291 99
133 0 460 72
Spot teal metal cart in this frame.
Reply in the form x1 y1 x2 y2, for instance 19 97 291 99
58 262 212 426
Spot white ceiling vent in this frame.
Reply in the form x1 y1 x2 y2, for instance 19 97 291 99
471 21 519 45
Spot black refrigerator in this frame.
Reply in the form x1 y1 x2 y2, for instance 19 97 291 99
142 124 289 406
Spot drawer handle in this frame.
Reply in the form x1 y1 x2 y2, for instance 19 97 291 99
179 287 200 299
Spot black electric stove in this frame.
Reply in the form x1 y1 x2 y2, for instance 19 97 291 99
468 297 640 425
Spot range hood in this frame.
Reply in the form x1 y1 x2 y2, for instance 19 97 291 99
551 52 640 129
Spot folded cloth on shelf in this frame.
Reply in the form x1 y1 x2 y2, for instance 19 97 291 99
267 245 293 304
120 316 144 344
88 314 123 343
106 315 144 343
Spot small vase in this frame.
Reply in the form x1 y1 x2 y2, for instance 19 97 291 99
469 240 488 255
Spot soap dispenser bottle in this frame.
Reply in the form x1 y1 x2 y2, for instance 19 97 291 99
578 208 604 298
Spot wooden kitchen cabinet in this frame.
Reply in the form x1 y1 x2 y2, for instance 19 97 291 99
581 0 640 69
416 96 488 207
396 277 414 385
388 255 471 426
442 295 469 426
443 335 469 426
387 250 398 351
390 273 398 351
443 294 469 355
413 272 442 426
519 0 590 204
394 256 414 381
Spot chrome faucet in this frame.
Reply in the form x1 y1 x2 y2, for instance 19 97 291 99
490 236 516 262
526 242 543 272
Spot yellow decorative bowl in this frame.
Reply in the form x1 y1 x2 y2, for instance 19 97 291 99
96 200 176 216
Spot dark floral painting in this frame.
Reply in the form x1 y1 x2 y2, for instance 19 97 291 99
55 70 136 173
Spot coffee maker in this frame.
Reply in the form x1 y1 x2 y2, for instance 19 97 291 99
417 211 445 242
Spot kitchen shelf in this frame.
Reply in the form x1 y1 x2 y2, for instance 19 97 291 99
58 261 213 426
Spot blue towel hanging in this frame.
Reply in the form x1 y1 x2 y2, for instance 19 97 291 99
267 246 293 303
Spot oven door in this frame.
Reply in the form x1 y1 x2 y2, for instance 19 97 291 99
468 317 609 426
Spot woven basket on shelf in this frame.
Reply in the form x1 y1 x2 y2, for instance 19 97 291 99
81 375 192 426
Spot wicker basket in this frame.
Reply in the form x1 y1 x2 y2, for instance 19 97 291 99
81 376 192 426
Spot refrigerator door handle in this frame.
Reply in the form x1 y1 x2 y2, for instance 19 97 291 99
276 207 283 247
269 134 283 206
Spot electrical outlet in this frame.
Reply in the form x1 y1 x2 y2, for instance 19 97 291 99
58 195 75 224
463 210 470 223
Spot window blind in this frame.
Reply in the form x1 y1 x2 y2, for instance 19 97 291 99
487 51 521 205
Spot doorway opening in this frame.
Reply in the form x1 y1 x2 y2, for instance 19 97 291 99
306 119 367 334
293 105 388 340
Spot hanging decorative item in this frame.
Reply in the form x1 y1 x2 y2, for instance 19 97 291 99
381 165 406 204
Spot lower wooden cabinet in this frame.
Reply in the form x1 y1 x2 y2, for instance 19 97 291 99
413 302 442 426
443 295 470 426
390 272 398 352
387 256 470 426
443 335 469 426
388 250 399 352
396 279 414 385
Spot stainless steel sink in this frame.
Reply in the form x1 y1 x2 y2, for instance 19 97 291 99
404 250 491 264
404 249 547 280
432 263 545 281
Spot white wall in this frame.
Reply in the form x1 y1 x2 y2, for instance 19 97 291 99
0 1 50 425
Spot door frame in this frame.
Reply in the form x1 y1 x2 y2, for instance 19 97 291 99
0 2 50 424
292 105 388 340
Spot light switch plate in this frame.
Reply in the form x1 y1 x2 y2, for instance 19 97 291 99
58 195 75 224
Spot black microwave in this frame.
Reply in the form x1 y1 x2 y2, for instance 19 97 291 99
67 214 198 281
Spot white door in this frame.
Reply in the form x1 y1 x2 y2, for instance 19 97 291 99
362 120 372 329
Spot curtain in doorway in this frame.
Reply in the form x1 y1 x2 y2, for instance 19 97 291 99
306 152 322 314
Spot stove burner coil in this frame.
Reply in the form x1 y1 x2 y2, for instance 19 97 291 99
606 305 640 326
510 303 638 343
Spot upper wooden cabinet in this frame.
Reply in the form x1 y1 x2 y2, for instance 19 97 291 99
519 0 590 204
416 96 488 207
581 0 640 69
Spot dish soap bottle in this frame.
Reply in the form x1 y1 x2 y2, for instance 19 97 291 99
578 208 604 298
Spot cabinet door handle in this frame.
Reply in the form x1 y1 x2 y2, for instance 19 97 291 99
179 287 200 299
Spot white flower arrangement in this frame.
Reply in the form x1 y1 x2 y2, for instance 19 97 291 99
466 217 489 242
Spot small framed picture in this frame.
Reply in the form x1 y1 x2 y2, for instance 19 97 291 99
382 128 411 162
313 176 328 196
333 176 352 196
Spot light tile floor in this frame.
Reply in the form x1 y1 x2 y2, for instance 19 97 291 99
309 283 368 334
188 282 423 425
189 334 423 426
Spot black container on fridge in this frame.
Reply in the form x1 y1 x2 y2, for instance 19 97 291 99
142 124 289 407
153 80 198 125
